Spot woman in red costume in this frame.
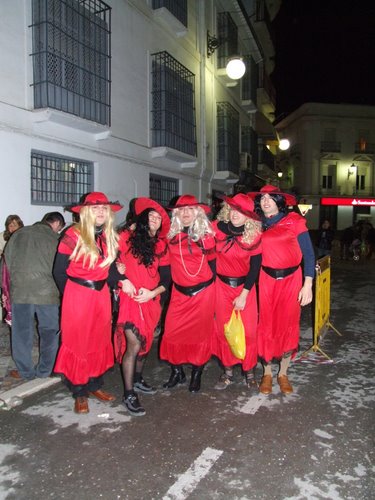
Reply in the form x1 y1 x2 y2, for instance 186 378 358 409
53 192 123 414
114 198 170 417
249 185 315 395
160 195 216 393
212 194 262 391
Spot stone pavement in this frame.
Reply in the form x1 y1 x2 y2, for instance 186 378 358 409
0 321 60 409
1 257 374 499
0 320 21 391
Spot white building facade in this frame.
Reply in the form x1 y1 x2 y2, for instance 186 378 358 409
0 0 280 225
276 103 375 230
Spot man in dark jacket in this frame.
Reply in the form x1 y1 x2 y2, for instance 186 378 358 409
4 212 65 380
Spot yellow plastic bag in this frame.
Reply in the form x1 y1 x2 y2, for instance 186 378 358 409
224 309 246 360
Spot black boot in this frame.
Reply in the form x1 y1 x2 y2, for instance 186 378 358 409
163 365 186 389
189 365 203 393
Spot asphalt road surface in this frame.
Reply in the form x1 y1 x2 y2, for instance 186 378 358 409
0 259 374 500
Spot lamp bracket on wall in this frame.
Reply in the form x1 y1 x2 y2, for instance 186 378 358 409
207 31 220 57
207 31 246 80
347 163 357 179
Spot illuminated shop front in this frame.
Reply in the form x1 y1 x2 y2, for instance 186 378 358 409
321 197 375 229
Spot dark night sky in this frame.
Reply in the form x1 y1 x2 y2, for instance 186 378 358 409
272 0 375 119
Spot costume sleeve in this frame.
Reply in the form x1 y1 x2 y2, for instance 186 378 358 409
244 253 262 290
158 265 171 290
53 252 70 294
107 260 126 289
298 232 316 278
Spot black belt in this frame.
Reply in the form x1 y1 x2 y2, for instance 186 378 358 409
217 274 246 288
174 276 214 296
68 276 107 290
262 265 299 280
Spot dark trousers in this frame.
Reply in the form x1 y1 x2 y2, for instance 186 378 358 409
11 303 60 379
64 375 104 398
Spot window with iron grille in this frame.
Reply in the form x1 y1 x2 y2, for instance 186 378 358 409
30 0 111 125
217 12 238 69
217 102 240 175
241 126 258 170
241 55 258 103
31 150 93 206
152 0 187 27
150 173 178 207
151 51 197 157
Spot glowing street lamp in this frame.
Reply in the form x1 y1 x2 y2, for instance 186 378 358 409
278 138 290 151
207 32 246 80
225 57 246 80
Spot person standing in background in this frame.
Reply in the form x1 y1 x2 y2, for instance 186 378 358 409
4 212 65 380
0 214 24 256
316 219 334 258
1 214 24 325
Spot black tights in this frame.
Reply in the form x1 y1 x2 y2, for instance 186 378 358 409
121 328 144 393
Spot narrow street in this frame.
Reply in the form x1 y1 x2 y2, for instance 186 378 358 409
1 259 374 500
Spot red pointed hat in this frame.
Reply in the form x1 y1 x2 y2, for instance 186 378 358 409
169 194 210 214
222 193 259 220
71 192 123 213
248 184 297 206
134 197 171 238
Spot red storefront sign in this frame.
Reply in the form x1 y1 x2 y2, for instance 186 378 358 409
321 197 375 206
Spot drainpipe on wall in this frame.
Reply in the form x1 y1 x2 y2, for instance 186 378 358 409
198 0 207 203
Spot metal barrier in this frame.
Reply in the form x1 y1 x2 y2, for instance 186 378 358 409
302 255 342 359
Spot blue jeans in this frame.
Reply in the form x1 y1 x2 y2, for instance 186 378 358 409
11 304 60 379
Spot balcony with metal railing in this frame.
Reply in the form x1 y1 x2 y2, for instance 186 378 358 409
257 144 276 174
257 67 276 114
214 102 240 182
354 142 375 154
255 0 276 45
241 55 258 111
320 141 341 153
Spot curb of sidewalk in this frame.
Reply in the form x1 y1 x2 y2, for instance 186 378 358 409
0 377 61 410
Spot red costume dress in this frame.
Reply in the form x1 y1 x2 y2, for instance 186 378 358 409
114 229 168 362
54 227 114 385
257 212 308 362
160 232 216 366
212 221 262 371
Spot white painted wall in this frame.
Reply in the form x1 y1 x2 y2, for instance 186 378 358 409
0 0 270 229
